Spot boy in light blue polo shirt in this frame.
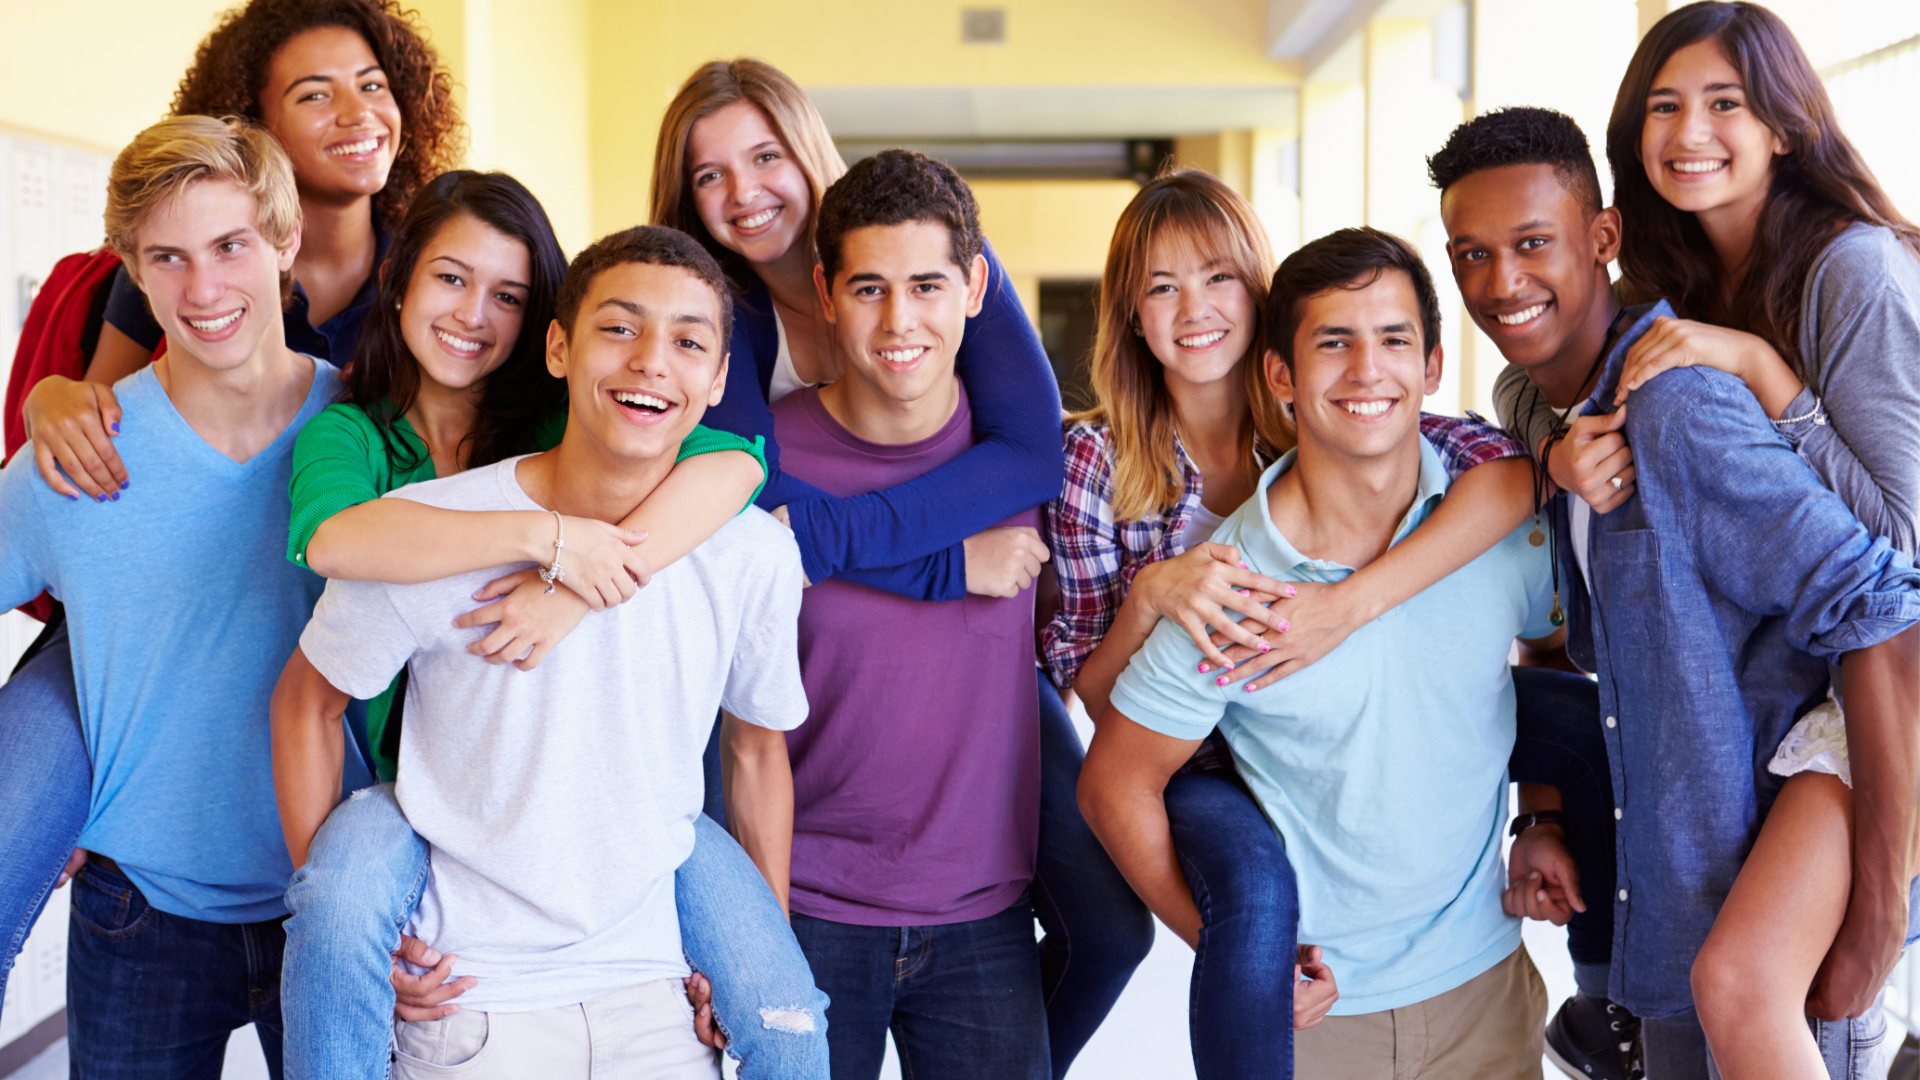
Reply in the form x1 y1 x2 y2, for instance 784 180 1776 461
1081 227 1559 1080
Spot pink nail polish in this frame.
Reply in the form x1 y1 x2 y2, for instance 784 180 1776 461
1240 561 1251 570
1221 660 1234 670
1244 682 1259 693
1215 675 1229 686
1285 585 1298 597
1258 641 1270 652
1197 662 1211 673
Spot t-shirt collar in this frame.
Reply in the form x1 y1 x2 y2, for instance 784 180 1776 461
1244 434 1451 578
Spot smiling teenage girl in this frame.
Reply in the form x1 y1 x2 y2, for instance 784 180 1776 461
23 0 460 502
1602 4 1920 1077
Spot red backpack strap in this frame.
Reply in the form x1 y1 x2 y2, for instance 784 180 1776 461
4 249 126 461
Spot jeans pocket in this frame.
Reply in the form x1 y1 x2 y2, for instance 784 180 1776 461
393 1010 491 1072
69 862 154 940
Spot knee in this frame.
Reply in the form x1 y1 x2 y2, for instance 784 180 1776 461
285 787 424 938
1690 938 1772 1035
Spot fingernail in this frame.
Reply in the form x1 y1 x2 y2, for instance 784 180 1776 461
94 494 105 503
1197 662 1211 673
1239 561 1251 570
1244 682 1260 693
1258 641 1270 652
1277 620 1290 632
119 481 129 490
109 492 118 501
1215 675 1229 686
66 493 77 501
111 421 120 434
1285 585 1298 597
1220 660 1233 670
1235 588 1250 596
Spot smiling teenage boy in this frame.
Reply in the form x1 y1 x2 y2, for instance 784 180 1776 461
772 149 1050 1080
1080 227 1559 1080
275 226 808 1077
0 116 347 1073
1433 106 1920 1079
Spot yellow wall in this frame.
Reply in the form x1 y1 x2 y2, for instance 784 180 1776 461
0 0 228 154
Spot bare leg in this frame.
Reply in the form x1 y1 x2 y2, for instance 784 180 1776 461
1692 772 1852 1080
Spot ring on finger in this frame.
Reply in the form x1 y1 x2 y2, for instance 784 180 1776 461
1610 476 1623 490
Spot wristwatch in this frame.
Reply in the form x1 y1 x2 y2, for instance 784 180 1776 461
1508 810 1569 838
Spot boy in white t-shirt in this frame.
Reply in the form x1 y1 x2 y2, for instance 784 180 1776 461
272 226 808 1078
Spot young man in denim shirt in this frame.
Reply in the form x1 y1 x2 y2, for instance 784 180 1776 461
1434 106 1920 1080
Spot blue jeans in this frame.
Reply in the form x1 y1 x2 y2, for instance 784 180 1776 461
282 784 828 1079
791 894 1051 1080
0 622 90 1021
1509 666 1616 969
1643 1006 1891 1080
1164 766 1300 1080
66 859 286 1079
703 673 1154 1077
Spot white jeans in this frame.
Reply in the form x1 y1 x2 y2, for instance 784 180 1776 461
391 978 721 1079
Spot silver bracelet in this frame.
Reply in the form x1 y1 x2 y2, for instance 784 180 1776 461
1772 397 1827 430
538 511 565 593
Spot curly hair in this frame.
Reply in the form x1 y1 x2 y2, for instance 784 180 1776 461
816 149 982 288
1427 106 1603 216
172 0 462 231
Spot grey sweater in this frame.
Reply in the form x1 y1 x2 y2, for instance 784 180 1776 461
1494 223 1920 558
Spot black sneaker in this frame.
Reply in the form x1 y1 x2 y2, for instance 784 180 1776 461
1544 992 1643 1080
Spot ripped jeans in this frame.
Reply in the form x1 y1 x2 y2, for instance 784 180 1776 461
280 784 829 1080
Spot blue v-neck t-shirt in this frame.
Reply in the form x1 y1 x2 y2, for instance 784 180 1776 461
0 360 340 923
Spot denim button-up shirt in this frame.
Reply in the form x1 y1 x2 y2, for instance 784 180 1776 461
1562 301 1920 1018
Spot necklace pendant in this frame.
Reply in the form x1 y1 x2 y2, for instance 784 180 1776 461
1550 592 1565 628
1528 527 1545 547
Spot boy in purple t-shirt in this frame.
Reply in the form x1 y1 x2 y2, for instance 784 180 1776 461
769 150 1049 1080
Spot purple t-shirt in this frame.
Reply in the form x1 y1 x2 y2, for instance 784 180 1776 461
771 385 1041 926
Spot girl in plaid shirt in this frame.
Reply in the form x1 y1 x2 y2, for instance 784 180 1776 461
1045 171 1537 1080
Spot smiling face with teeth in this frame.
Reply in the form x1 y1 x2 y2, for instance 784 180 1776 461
1639 39 1785 240
1136 230 1259 396
128 177 299 375
686 101 814 272
814 221 988 445
546 260 730 470
259 26 401 204
1269 268 1441 467
1443 163 1622 396
398 212 532 395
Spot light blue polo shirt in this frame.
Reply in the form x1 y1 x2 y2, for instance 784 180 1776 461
1110 436 1557 1014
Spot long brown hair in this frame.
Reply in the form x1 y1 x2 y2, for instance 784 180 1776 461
1075 170 1292 522
347 171 568 473
1607 1 1920 374
173 0 463 233
648 58 846 287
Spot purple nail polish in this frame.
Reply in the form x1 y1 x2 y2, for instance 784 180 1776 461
1197 662 1210 673
1215 675 1229 686
111 421 120 434
66 493 77 501
109 492 119 501
1258 641 1270 652
120 480 129 490
94 494 105 503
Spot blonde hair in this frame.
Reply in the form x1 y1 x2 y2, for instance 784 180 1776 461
105 115 299 258
649 58 846 283
1075 170 1292 522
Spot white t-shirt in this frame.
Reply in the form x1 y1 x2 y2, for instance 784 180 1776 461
766 312 815 404
299 456 809 1013
1558 402 1594 588
1173 501 1228 556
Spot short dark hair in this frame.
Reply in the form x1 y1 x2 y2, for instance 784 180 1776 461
1427 106 1603 216
1265 227 1441 367
816 149 983 288
555 225 733 346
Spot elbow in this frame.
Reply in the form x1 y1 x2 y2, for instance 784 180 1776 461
302 523 348 579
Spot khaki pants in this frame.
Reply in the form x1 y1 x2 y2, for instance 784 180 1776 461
391 978 721 1080
1294 945 1548 1080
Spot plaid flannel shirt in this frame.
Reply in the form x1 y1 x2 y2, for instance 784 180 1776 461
1041 412 1529 689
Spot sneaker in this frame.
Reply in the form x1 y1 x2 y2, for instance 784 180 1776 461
1544 992 1643 1080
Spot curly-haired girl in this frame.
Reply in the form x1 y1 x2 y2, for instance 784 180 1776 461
22 0 461 502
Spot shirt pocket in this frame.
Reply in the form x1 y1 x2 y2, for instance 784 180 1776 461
964 593 1022 639
1597 529 1666 649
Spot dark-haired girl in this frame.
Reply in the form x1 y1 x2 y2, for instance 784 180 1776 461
1601 4 1920 1076
266 170 827 1079
23 0 461 501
